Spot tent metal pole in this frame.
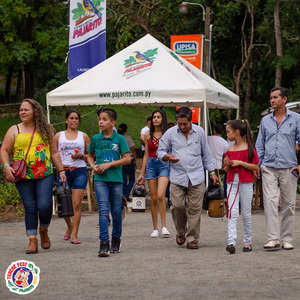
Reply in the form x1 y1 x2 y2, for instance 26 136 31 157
47 105 51 124
203 102 207 136
204 99 209 186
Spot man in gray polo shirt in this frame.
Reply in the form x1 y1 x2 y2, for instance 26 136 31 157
157 107 218 250
256 87 300 250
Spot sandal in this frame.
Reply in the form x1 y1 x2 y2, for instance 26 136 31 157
64 234 71 240
71 240 81 244
243 245 252 252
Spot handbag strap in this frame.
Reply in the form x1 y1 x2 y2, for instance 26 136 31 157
24 127 36 160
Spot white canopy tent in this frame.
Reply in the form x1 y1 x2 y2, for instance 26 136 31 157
46 34 239 133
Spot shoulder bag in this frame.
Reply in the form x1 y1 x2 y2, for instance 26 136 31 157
6 127 36 182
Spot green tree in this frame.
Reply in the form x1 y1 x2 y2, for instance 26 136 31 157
0 0 299 129
0 0 68 103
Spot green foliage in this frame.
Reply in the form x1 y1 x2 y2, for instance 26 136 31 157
0 0 69 102
272 49 298 71
0 169 23 215
48 105 176 147
208 108 228 129
0 116 21 141
0 0 299 123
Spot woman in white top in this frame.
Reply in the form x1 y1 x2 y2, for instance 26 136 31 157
54 109 90 244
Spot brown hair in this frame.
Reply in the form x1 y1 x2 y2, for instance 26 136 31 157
226 119 255 162
22 98 54 143
150 109 168 142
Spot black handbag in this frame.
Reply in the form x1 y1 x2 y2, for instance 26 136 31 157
202 179 225 210
54 182 74 218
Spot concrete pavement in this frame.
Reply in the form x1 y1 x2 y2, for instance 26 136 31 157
1 210 300 299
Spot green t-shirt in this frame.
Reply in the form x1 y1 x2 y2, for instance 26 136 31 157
88 131 130 182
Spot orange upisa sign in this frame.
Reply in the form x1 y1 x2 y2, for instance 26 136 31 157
170 34 202 70
171 34 203 123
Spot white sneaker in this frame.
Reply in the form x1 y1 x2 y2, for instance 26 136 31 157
150 230 159 238
282 241 293 250
264 240 280 249
162 227 170 238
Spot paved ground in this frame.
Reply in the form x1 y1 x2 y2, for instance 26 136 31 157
1 209 300 300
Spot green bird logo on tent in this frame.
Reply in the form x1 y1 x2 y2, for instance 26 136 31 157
123 48 158 79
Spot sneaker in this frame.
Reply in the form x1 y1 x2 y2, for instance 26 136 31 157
98 241 110 257
110 237 121 253
282 241 293 250
226 244 235 254
162 227 170 238
150 230 159 238
264 240 280 250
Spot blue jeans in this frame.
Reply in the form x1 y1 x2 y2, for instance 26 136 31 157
15 175 54 236
122 159 135 201
94 181 123 242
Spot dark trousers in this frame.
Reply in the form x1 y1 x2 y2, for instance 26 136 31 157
122 159 135 201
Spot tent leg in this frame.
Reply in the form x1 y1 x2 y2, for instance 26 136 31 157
204 101 209 186
47 106 51 124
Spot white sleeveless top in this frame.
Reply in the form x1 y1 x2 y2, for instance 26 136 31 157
58 131 86 168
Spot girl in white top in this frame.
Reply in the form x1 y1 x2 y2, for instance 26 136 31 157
54 109 90 244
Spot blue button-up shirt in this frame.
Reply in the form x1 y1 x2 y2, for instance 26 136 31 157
157 124 215 187
255 108 300 169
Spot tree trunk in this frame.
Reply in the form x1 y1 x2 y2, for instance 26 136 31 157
24 63 34 98
227 109 232 121
274 0 282 87
235 0 254 107
243 61 253 119
16 69 24 101
4 65 14 104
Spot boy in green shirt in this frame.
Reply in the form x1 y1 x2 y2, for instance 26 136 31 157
87 108 130 257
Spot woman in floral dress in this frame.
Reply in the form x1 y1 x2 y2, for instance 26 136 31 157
1 98 66 254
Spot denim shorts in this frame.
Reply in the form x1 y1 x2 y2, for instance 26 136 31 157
145 157 170 180
57 167 88 190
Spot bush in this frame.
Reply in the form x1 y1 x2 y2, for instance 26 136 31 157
0 165 23 216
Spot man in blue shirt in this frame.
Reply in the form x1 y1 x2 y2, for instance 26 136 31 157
157 107 218 249
256 87 300 250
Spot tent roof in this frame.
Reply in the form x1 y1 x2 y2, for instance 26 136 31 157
46 34 239 110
